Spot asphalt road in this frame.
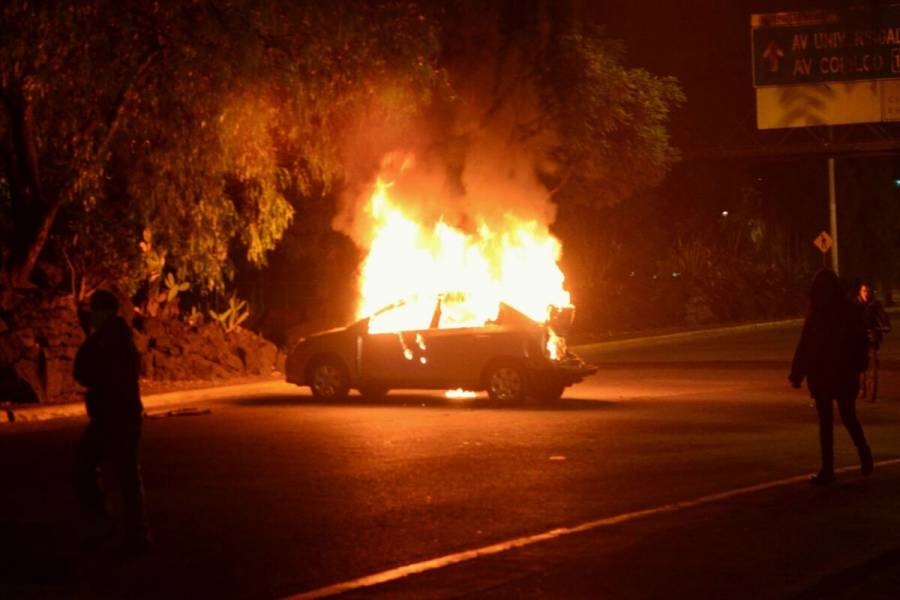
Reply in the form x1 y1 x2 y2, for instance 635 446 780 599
2 322 900 599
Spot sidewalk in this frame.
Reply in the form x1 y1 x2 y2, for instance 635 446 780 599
1 378 295 424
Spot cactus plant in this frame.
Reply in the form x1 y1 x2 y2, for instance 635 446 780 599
164 272 190 302
209 293 250 334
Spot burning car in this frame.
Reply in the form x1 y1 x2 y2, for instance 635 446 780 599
285 294 597 403
290 153 597 402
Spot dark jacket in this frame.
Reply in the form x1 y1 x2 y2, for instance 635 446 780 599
790 300 868 399
860 299 892 347
74 315 142 423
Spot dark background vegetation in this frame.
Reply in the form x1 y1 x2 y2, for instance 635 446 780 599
569 0 900 334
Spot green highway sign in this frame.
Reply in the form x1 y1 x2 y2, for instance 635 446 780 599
753 6 900 87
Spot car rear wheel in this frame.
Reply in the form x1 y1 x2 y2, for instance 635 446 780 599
486 361 527 403
309 358 350 401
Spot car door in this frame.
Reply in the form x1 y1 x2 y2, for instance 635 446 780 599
417 325 490 387
419 295 535 387
359 300 436 385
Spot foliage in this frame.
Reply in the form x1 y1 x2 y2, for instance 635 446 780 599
209 293 250 334
429 2 684 209
53 190 144 301
838 158 900 295
143 270 191 318
163 272 189 303
541 30 686 206
0 0 441 291
139 228 165 283
186 305 204 326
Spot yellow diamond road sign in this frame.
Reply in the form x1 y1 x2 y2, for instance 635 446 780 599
813 230 834 253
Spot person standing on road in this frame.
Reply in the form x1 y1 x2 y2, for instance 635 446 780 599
73 289 150 555
854 280 892 403
789 270 873 485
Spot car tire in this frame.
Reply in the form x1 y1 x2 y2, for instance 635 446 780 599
485 361 527 403
309 357 350 402
358 385 389 402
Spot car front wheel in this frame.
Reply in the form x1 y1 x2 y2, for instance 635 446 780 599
309 358 350 401
485 361 527 403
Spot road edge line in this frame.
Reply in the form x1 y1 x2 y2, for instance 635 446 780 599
284 458 900 599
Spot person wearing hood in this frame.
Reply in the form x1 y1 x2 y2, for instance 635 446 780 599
789 270 873 485
73 289 149 555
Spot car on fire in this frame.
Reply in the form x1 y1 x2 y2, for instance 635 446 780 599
285 294 597 403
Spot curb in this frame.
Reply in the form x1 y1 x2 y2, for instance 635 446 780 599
2 379 293 424
572 317 805 354
573 305 899 354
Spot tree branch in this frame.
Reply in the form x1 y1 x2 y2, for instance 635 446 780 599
546 164 575 199
89 48 161 183
9 48 160 287
1 89 44 209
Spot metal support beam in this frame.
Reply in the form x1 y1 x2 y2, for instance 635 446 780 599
827 157 839 274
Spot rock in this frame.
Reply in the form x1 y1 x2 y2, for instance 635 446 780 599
229 328 278 375
1 291 279 402
44 356 81 404
15 328 37 349
0 290 85 404
12 358 44 404
0 332 23 366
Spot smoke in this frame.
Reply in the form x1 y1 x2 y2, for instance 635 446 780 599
332 109 559 255
332 10 563 274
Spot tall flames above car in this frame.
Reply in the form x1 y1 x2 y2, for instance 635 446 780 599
334 153 573 334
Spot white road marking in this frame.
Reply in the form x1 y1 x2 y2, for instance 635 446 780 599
284 459 900 599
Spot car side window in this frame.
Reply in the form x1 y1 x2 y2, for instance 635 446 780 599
368 299 435 333
436 293 496 329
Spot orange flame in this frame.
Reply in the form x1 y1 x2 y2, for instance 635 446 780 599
358 176 571 334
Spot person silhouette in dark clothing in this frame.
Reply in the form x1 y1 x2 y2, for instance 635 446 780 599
853 280 892 403
789 270 873 485
73 289 149 554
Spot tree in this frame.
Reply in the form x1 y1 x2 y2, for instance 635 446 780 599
539 30 685 206
0 1 162 287
422 0 684 208
839 157 900 299
0 0 440 292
